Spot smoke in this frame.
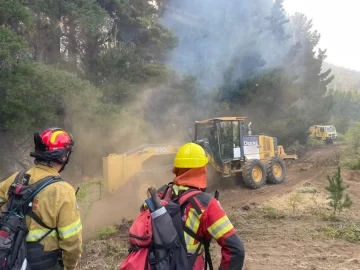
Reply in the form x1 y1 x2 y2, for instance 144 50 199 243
160 0 293 89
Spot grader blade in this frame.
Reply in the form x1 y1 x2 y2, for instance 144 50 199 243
103 144 184 194
277 145 298 161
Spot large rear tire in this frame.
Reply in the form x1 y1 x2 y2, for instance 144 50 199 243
266 157 286 184
242 159 267 189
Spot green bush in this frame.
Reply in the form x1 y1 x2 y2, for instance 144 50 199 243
344 122 360 153
306 138 323 147
335 133 347 143
263 206 284 219
341 157 360 170
317 222 360 243
287 193 303 214
96 226 118 240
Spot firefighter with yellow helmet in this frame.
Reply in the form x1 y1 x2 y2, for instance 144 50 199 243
0 128 82 270
154 142 245 270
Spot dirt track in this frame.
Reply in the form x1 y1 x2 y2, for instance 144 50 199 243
78 144 360 270
218 145 342 207
212 144 360 270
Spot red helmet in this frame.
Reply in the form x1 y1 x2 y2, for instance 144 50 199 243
40 128 74 152
30 127 74 167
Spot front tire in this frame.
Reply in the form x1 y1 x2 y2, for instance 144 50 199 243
242 159 267 189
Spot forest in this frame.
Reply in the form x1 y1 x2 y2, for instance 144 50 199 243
1 0 359 178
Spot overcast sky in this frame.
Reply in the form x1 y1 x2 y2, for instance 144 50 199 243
283 0 360 71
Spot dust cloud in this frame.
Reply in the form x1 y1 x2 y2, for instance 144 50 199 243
71 86 191 234
69 0 299 231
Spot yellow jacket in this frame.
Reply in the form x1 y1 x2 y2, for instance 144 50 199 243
0 164 82 270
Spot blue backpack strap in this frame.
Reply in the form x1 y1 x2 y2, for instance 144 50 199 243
25 176 64 242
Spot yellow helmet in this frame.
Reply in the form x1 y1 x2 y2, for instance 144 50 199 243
174 143 208 168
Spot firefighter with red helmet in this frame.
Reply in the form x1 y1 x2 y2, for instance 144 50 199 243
0 128 82 270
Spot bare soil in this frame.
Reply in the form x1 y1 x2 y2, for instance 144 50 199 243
76 144 360 270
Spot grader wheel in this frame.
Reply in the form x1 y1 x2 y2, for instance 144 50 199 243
266 157 286 184
325 138 333 145
242 159 267 189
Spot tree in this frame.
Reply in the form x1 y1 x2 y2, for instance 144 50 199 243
0 0 178 177
325 167 353 218
0 0 346 179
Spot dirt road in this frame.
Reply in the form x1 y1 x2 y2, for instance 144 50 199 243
212 144 360 270
77 144 360 270
218 145 342 207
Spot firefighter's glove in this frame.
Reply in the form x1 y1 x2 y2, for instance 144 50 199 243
148 186 162 209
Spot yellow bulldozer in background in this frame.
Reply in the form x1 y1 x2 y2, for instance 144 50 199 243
103 117 298 202
309 124 337 144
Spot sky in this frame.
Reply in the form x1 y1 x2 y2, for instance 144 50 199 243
283 0 360 71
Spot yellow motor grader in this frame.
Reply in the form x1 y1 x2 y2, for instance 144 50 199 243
103 117 298 200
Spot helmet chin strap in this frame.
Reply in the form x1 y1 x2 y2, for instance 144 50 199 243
59 151 72 173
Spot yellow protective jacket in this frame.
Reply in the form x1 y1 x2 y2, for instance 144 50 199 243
0 164 82 270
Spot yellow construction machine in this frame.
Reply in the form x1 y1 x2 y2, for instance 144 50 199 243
193 117 297 189
103 144 183 198
103 117 298 201
309 124 337 144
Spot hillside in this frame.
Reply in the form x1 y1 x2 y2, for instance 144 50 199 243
324 62 360 91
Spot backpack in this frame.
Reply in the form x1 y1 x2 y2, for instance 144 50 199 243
120 185 217 270
0 170 63 270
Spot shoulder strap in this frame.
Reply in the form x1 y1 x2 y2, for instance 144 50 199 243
177 189 202 215
178 189 214 270
21 176 63 242
24 176 63 203
160 182 174 200
26 177 63 243
13 170 29 185
5 169 30 210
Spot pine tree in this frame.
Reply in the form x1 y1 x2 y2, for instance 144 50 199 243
325 167 353 218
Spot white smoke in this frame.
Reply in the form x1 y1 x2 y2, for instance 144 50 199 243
160 0 293 89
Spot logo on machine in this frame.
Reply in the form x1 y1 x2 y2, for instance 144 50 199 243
155 148 169 153
244 141 258 146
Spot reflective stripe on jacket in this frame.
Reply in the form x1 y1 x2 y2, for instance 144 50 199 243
0 164 82 270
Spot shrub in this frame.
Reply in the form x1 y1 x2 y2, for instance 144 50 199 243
325 167 353 218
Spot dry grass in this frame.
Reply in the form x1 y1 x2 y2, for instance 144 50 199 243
76 220 132 270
